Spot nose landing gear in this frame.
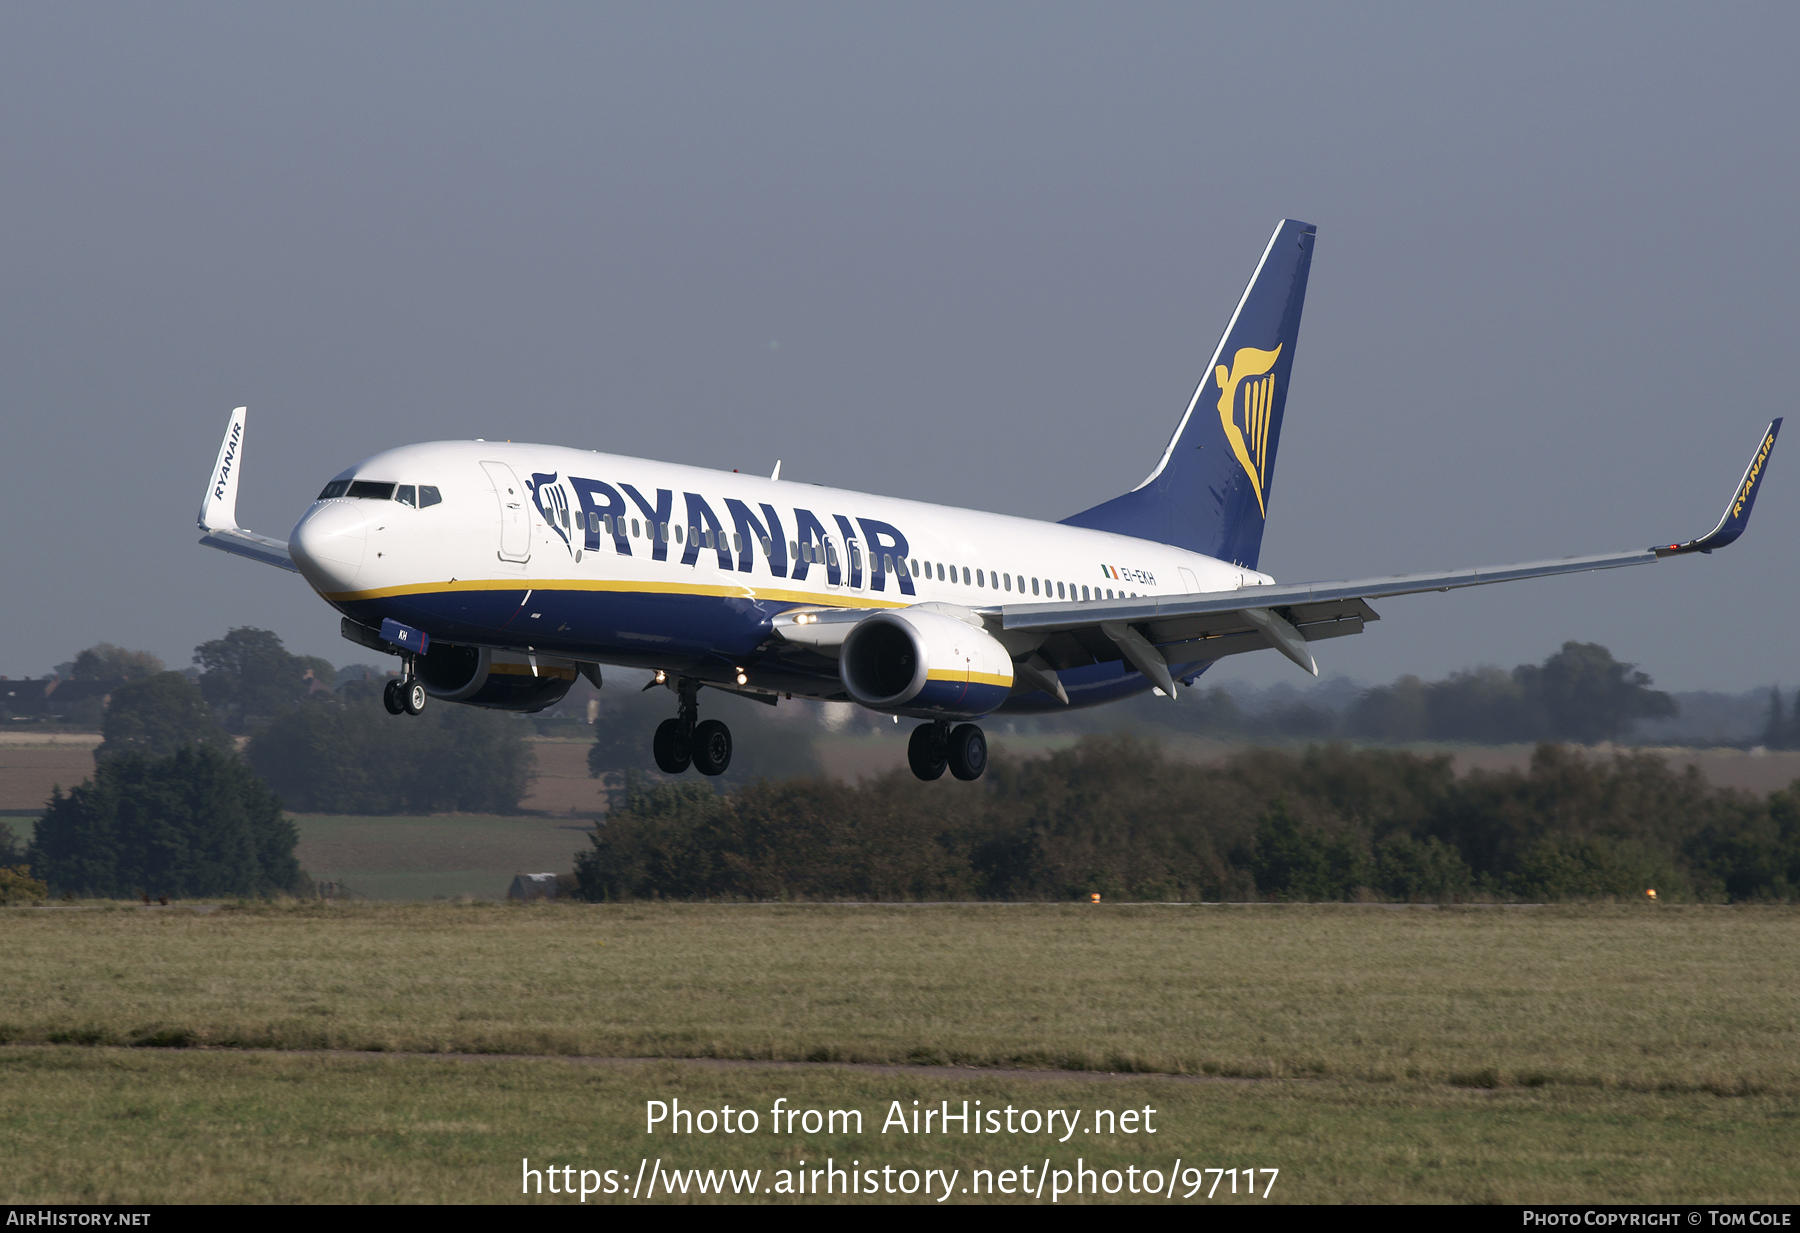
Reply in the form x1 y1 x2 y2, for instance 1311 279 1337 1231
653 677 733 777
383 658 428 716
908 720 987 781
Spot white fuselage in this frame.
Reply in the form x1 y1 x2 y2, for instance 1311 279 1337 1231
287 440 1271 708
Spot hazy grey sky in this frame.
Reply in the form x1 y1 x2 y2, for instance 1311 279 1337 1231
3 4 1795 694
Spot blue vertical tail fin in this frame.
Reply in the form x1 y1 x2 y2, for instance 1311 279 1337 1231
1061 218 1315 570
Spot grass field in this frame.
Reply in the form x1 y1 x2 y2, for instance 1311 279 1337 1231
7 902 1797 1089
4 902 1800 1203
5 1048 1794 1204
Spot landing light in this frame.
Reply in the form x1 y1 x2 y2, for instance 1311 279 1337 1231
653 669 667 684
735 670 748 685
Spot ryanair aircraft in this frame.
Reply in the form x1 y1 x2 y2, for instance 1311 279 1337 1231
197 220 1781 782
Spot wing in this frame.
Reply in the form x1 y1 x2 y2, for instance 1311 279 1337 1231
195 407 299 572
998 419 1781 695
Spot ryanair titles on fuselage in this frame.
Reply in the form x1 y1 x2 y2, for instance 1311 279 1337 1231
305 441 1266 606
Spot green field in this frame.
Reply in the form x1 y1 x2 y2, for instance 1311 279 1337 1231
4 901 1797 1203
4 1048 1794 1204
7 812 589 901
290 813 590 900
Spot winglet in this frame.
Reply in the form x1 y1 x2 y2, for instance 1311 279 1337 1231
199 406 248 532
195 405 299 572
1655 418 1781 557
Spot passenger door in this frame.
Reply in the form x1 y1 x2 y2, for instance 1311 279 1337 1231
481 460 531 564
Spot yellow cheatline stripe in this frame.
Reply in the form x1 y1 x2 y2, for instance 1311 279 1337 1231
488 663 577 679
925 669 1013 688
321 576 913 610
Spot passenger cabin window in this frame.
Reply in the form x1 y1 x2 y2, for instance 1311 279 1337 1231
317 480 350 500
419 485 442 508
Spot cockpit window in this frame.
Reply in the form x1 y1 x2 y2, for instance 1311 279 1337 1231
322 479 441 505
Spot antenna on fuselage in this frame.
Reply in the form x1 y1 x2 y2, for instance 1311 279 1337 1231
770 460 782 481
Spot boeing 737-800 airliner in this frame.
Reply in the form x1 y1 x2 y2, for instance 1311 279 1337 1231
197 220 1780 782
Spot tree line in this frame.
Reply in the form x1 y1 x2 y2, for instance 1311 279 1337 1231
59 627 533 813
18 627 534 898
574 736 1800 903
1077 642 1682 746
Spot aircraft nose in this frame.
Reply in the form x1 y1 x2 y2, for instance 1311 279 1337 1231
289 501 368 592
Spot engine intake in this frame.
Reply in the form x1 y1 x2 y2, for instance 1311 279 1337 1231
414 643 577 713
839 608 1013 719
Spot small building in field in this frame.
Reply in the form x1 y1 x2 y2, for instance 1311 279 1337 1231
508 873 560 902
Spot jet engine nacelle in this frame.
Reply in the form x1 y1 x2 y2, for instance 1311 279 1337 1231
838 608 1013 719
414 643 578 713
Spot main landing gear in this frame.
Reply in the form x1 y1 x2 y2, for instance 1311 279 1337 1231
382 658 427 716
653 677 733 777
908 720 987 781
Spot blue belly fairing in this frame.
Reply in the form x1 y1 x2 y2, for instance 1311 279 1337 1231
994 658 1216 713
332 583 1202 714
334 585 783 675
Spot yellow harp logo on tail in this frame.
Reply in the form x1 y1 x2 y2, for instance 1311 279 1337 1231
1215 344 1282 517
